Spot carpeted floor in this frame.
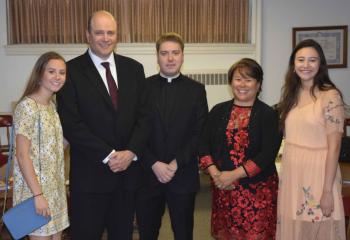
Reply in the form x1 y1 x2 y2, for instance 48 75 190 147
0 174 213 240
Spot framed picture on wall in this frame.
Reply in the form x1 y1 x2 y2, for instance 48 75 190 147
292 25 348 68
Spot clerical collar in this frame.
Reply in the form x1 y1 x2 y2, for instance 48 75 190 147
159 73 180 83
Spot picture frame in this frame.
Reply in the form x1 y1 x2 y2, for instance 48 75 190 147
292 25 348 68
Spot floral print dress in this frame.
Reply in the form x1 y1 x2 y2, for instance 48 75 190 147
13 97 69 236
276 89 346 240
201 105 278 240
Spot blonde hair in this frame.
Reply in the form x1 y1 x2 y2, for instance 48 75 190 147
156 32 184 53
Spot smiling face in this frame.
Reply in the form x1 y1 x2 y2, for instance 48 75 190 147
157 41 184 77
39 59 66 94
231 68 260 106
86 11 117 60
294 47 320 87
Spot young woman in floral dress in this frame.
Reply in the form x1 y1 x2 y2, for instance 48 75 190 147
13 52 69 239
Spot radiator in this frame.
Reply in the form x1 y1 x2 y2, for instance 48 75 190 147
184 72 228 85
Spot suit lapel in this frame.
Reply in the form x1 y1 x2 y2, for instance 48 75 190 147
114 54 131 112
82 52 115 110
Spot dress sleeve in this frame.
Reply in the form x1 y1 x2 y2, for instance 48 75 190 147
243 160 262 177
198 103 222 171
323 89 344 134
199 155 215 170
242 105 282 177
14 100 37 141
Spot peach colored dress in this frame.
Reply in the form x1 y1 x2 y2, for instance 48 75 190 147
276 89 345 240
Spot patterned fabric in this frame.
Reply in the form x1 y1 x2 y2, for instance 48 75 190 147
199 155 214 170
243 160 261 178
13 97 69 236
209 105 278 240
296 186 321 222
276 89 346 240
212 175 278 240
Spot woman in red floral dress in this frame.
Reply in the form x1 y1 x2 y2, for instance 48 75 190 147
199 58 282 240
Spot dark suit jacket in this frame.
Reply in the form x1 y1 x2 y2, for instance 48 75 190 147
57 51 150 193
141 74 208 194
199 99 282 187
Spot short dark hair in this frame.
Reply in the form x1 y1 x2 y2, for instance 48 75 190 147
227 58 263 95
156 32 184 53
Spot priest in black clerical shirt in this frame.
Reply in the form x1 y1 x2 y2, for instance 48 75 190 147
136 32 208 240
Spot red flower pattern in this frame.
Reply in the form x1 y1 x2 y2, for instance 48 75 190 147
200 155 214 170
211 106 278 240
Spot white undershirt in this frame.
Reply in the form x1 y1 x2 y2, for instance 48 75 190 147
88 49 118 92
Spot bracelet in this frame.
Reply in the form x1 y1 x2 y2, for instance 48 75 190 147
33 192 43 197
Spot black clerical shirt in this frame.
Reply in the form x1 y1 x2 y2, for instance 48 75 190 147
158 75 182 131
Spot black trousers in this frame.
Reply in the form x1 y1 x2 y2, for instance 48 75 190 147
70 188 136 240
136 185 196 240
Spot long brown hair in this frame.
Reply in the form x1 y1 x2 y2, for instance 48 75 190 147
278 39 343 129
18 51 66 103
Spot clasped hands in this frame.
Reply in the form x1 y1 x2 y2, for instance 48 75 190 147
208 165 244 190
213 171 237 190
108 150 135 172
152 160 178 183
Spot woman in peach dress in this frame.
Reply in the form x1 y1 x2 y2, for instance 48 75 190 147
276 39 346 239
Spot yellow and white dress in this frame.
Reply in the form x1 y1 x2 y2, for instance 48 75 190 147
13 97 69 236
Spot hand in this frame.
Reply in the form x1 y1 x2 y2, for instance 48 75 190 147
34 195 51 217
217 171 236 189
320 191 334 217
207 165 222 188
108 150 135 172
212 172 222 189
152 161 175 183
63 138 69 149
168 159 178 172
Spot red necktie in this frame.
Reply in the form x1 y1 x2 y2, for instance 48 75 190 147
101 62 118 109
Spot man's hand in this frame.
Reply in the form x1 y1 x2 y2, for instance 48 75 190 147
63 138 69 149
168 159 178 172
152 161 175 183
108 150 135 172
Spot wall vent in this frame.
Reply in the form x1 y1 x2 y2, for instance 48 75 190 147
184 72 228 85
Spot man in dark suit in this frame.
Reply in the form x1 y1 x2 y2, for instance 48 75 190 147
56 10 150 240
136 32 208 240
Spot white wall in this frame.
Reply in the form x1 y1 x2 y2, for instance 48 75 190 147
261 0 350 105
0 0 349 113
